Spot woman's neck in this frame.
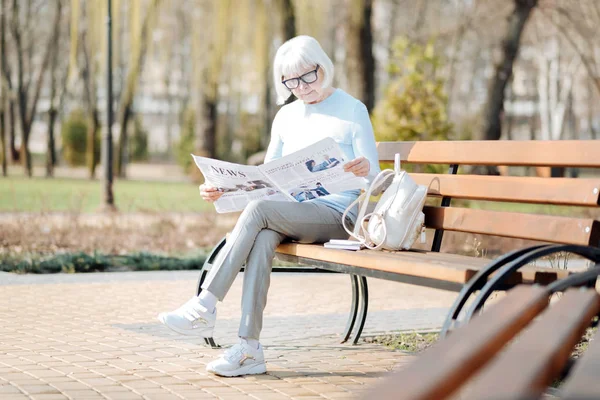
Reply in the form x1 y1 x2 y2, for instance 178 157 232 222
306 87 336 105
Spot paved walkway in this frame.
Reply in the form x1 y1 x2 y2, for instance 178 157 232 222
0 271 458 399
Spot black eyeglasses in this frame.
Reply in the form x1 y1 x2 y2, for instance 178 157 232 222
282 66 320 90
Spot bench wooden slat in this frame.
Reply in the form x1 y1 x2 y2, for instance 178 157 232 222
362 286 550 400
275 244 479 284
423 206 600 246
275 244 572 286
377 140 600 167
560 325 600 399
411 173 600 206
461 289 600 400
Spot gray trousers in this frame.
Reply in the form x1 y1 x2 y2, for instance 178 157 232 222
201 199 350 339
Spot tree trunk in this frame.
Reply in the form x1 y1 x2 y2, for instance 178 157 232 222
0 0 5 176
81 41 99 180
17 90 32 177
8 99 17 162
346 0 375 111
200 95 217 159
281 0 296 42
86 110 99 179
116 103 131 176
504 77 515 141
280 0 297 106
0 0 16 164
0 103 5 176
46 108 57 177
588 82 598 140
13 0 29 175
46 0 61 177
359 0 375 111
412 0 428 41
263 64 273 147
446 14 469 118
12 0 61 176
19 127 31 176
481 0 538 142
164 75 172 157
115 0 159 177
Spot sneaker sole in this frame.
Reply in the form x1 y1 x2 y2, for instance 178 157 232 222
157 314 214 338
207 362 267 377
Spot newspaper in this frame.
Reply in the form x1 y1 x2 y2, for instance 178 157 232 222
191 137 365 213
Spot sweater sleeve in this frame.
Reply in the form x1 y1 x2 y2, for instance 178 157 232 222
263 108 284 164
352 102 380 183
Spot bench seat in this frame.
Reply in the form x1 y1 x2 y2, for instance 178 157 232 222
275 243 573 292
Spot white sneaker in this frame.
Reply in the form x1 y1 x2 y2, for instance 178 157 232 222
157 296 216 337
206 342 267 377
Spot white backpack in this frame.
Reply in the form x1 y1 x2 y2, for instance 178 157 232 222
342 154 428 250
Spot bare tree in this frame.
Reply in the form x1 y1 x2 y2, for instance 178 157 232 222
45 0 65 178
280 0 297 106
444 0 476 118
345 0 375 111
538 0 600 95
115 0 160 177
191 0 230 159
481 0 538 143
1 0 16 164
280 0 296 42
175 3 191 137
0 0 6 176
79 4 101 179
255 0 273 148
10 0 61 176
535 32 580 141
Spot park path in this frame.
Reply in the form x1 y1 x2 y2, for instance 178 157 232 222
0 270 458 399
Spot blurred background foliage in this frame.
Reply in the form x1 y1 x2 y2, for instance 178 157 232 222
2 0 600 267
0 0 599 207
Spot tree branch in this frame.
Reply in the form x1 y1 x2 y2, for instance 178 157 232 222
538 6 600 95
26 0 61 130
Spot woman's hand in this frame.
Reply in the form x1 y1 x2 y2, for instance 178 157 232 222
343 156 370 177
199 183 224 203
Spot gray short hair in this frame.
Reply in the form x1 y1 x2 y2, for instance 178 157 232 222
273 35 335 105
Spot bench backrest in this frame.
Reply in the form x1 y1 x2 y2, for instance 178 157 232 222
376 140 600 249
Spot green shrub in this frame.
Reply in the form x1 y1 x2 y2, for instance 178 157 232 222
129 117 149 161
0 252 208 274
60 109 100 166
61 109 88 166
372 38 453 143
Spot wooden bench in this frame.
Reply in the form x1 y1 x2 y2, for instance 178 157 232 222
364 267 600 400
198 140 600 348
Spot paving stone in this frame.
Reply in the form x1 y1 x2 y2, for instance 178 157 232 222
30 395 69 400
19 384 61 395
96 385 132 392
0 384 23 394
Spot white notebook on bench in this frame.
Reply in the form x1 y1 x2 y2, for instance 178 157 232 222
323 239 364 251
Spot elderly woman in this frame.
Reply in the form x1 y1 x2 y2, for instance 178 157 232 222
158 35 380 377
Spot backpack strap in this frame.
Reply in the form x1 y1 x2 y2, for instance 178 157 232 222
342 169 396 243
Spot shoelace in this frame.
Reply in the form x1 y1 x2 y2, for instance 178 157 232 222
224 345 244 363
179 297 208 322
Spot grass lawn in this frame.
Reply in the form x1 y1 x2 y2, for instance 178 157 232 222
1 176 215 213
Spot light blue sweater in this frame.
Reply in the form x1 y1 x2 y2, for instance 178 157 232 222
264 89 380 221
